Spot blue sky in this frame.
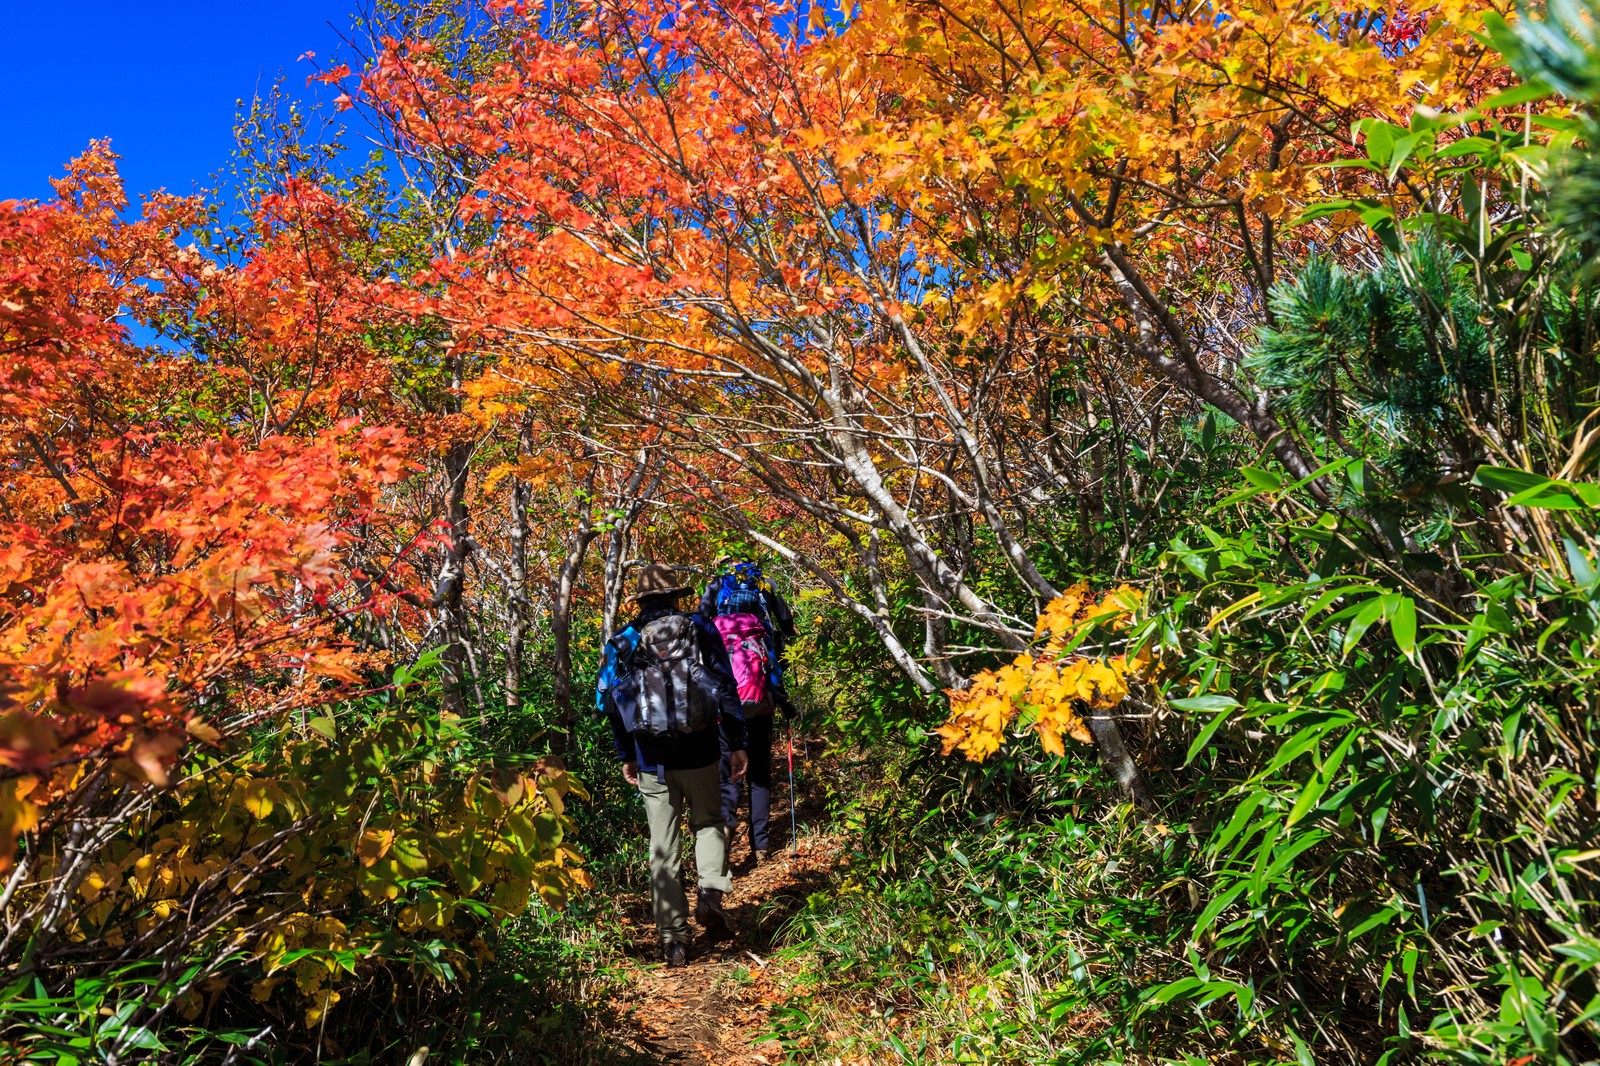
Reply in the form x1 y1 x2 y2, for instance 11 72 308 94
0 0 354 204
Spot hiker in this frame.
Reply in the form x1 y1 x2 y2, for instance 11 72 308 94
701 557 797 860
700 558 798 701
597 563 749 968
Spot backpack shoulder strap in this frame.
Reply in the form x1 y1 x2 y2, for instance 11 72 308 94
685 611 720 663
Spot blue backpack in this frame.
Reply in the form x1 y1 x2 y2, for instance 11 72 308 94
716 561 770 619
712 561 792 691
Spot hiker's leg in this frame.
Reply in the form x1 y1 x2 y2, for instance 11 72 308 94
677 761 732 893
747 714 774 851
719 729 741 837
638 771 690 945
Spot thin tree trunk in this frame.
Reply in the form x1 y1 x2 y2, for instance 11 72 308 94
504 421 533 713
549 457 601 753
549 520 597 754
1086 713 1156 810
601 447 661 643
439 439 475 716
600 525 630 645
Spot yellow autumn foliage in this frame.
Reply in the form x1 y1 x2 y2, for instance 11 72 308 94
938 584 1146 761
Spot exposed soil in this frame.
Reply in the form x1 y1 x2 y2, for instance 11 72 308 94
607 788 840 1065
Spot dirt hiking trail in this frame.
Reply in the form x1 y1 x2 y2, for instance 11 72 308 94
609 799 842 1065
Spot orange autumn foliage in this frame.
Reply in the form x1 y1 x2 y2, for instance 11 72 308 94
829 0 1510 299
0 146 412 870
339 0 1531 745
938 584 1147 761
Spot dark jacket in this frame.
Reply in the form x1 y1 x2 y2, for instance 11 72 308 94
596 606 747 776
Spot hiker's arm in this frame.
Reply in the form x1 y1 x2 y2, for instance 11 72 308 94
769 589 797 638
607 708 633 767
696 618 747 752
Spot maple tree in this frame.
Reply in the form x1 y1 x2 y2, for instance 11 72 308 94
828 0 1514 480
338 0 1523 798
0 144 592 1053
937 585 1143 757
1 147 402 859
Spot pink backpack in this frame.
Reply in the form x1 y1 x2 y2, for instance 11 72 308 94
713 612 771 710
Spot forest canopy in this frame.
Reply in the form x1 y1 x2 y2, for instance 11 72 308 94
4 0 1600 1061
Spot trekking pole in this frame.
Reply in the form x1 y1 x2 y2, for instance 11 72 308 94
786 717 798 852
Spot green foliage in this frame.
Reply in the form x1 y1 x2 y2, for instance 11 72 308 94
1132 472 1600 1062
764 6 1600 1060
0 655 589 1062
1250 247 1493 495
765 744 1174 1065
767 459 1600 1064
1490 0 1600 101
1487 0 1600 252
0 963 264 1065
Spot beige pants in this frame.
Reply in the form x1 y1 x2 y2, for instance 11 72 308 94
637 761 732 945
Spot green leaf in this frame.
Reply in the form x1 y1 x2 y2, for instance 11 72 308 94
1183 707 1237 766
1347 905 1402 940
1390 596 1417 656
1537 618 1569 656
1506 479 1600 509
1264 828 1329 880
1295 199 1360 224
392 836 430 875
1292 1029 1315 1066
1264 718 1341 774
1218 466 1285 506
1387 132 1422 178
1241 467 1282 490
1192 882 1248 938
1286 729 1359 827
1347 460 1366 498
1358 118 1405 165
1341 596 1388 657
1553 935 1600 970
1210 793 1267 856
1436 135 1496 160
1144 976 1204 1004
1473 466 1600 509
1474 464 1550 494
1169 694 1241 713
1482 80 1556 109
1566 538 1597 587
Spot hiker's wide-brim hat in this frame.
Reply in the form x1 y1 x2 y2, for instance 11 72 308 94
626 563 693 603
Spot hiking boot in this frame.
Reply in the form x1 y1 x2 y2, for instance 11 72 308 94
662 941 687 968
695 888 732 940
755 848 773 864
